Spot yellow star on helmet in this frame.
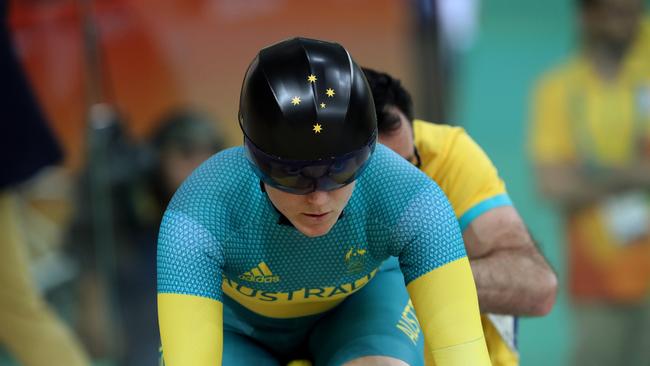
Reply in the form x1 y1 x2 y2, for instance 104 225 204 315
307 74 317 83
291 96 301 106
325 88 335 97
313 123 323 134
320 103 326 109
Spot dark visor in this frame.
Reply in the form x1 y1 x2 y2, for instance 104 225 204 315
244 133 376 195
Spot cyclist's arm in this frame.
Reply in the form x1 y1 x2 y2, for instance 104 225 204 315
159 294 222 365
157 209 225 366
397 187 491 365
407 258 490 365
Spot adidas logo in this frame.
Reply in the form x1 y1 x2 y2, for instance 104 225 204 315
238 262 280 283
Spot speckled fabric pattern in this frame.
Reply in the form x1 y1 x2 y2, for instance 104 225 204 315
157 144 465 305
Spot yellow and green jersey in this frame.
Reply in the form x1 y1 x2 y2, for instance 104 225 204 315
158 145 490 365
414 120 518 366
529 17 650 303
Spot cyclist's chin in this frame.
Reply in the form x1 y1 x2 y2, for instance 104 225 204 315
292 214 337 237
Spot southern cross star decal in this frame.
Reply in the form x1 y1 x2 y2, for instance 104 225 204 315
286 74 340 134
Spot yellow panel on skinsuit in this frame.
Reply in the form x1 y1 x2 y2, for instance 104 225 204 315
407 257 490 365
221 270 378 318
158 293 222 366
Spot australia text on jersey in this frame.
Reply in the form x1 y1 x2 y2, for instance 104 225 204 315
222 269 378 303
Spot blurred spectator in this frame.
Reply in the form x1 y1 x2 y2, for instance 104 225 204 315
0 0 90 364
68 108 224 366
147 110 226 208
529 0 650 365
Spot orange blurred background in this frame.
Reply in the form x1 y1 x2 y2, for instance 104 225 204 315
10 0 416 170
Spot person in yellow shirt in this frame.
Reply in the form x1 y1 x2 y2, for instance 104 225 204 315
362 67 558 366
529 0 650 365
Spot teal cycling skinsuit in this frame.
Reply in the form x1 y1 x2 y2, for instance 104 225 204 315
157 144 490 365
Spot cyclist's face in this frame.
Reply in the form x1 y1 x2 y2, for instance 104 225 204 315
265 182 355 237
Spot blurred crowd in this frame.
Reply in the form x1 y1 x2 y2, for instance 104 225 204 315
1 65 224 366
1 0 650 365
1 102 224 365
2 2 225 362
530 0 650 364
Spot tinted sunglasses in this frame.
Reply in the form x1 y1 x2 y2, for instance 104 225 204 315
244 134 376 195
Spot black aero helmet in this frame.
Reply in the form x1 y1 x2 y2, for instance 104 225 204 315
239 37 377 194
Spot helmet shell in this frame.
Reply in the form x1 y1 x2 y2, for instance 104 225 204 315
239 37 377 161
